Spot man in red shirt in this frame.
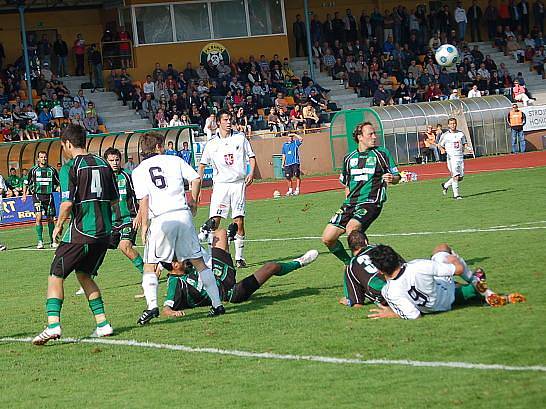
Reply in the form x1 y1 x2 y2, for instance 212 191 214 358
73 34 86 76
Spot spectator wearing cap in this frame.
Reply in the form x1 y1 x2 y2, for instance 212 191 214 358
83 110 99 134
449 89 460 100
512 80 534 106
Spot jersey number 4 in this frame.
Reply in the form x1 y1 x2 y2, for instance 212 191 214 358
407 286 429 307
149 167 167 189
91 169 102 196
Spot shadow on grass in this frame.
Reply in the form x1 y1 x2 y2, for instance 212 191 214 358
465 256 490 266
464 189 509 198
247 250 331 267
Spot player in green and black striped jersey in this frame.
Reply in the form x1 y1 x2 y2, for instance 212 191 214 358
321 122 400 266
104 147 144 276
33 125 120 345
22 151 60 249
161 227 319 316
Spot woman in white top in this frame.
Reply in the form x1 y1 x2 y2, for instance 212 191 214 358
169 114 183 127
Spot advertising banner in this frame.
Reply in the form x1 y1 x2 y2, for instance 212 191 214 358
522 105 546 132
0 193 61 226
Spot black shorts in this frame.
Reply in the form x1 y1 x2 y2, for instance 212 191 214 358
284 163 301 179
50 242 109 279
211 248 237 301
33 194 56 218
329 203 382 231
109 223 137 249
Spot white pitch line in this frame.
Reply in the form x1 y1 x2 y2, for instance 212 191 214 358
1 337 545 373
5 222 546 251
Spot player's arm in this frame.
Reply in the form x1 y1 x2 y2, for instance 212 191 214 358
52 167 61 192
434 256 464 277
138 196 150 244
438 134 446 154
180 160 201 215
21 168 32 202
370 289 421 320
382 150 401 185
367 304 401 319
244 138 256 186
52 165 75 242
162 275 185 318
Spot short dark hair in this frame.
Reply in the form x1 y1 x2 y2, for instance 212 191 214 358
352 121 374 143
448 117 457 124
216 109 232 121
103 147 121 160
140 131 165 155
368 245 405 275
347 230 369 252
61 124 87 148
37 151 47 157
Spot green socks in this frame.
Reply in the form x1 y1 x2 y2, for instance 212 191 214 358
48 222 55 241
329 240 352 265
88 297 105 316
454 284 480 305
132 255 144 274
36 224 43 242
46 298 63 328
275 261 301 276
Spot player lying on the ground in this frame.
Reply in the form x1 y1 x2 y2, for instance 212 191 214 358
162 227 319 316
364 242 526 319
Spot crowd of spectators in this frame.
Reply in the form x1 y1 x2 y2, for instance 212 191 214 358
109 54 338 137
295 3 544 106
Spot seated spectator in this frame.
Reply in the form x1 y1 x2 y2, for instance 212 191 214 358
71 113 85 128
83 111 99 134
281 58 298 81
68 101 85 120
506 35 524 62
204 112 217 140
426 83 446 101
140 93 159 123
532 47 545 77
6 168 23 197
322 48 336 75
119 77 134 106
243 96 257 123
275 92 288 113
373 84 389 106
332 58 347 85
467 84 482 98
394 82 412 104
196 63 209 81
38 106 54 133
234 107 250 134
512 80 534 106
347 67 363 93
0 108 12 127
308 90 328 111
217 60 232 80
488 71 503 95
143 75 155 95
379 72 394 91
155 108 168 128
302 102 320 129
183 62 199 83
449 89 460 100
268 107 284 134
169 114 183 127
289 104 305 130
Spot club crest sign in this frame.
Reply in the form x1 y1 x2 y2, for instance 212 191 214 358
200 42 230 67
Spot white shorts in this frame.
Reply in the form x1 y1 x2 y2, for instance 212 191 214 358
447 156 464 177
209 181 246 219
143 210 202 264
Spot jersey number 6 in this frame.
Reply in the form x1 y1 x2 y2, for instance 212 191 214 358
149 167 167 189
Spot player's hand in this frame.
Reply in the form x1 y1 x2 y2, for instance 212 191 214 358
133 214 141 230
188 199 197 216
367 304 399 319
339 297 350 306
382 173 394 184
21 194 27 203
52 225 63 244
141 224 148 246
161 307 185 318
245 174 254 187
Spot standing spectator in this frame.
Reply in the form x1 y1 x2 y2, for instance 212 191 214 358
180 141 192 165
73 34 86 76
468 1 483 41
38 35 52 66
282 133 303 196
507 102 526 153
293 15 306 57
343 9 358 42
88 44 103 90
534 0 545 33
519 0 531 34
454 2 468 41
0 42 5 70
484 1 499 40
118 26 132 68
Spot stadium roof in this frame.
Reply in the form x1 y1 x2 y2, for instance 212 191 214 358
1 0 121 12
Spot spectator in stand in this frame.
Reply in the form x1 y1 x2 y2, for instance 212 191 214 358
141 93 159 124
268 107 284 134
467 1 483 41
373 84 389 106
454 2 468 41
165 141 178 156
143 75 155 95
289 104 305 130
69 101 85 120
532 46 545 76
197 63 210 82
183 62 199 84
534 1 545 33
38 107 54 134
88 44 103 90
155 108 168 128
322 48 336 75
53 34 68 77
449 89 461 100
507 102 527 153
394 82 412 104
204 112 218 140
124 155 136 172
423 124 440 163
293 15 307 57
119 77 134 106
73 33 86 76
468 84 483 97
302 102 320 129
83 110 99 134
118 26 132 68
169 114 183 127
512 79 534 105
234 107 250 135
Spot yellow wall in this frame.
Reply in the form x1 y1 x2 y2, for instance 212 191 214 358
129 35 290 82
0 8 114 72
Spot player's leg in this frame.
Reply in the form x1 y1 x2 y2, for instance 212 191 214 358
118 226 144 274
230 249 319 303
46 195 56 247
451 159 464 199
322 205 353 265
285 165 294 195
189 256 224 316
34 197 44 249
230 182 248 267
293 164 301 195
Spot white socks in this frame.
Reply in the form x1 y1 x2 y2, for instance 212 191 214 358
452 180 459 197
234 234 245 261
443 178 453 189
142 273 158 310
199 267 222 308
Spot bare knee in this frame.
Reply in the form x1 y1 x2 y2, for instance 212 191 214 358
433 243 452 255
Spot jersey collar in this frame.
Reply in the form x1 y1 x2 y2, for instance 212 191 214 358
391 264 407 280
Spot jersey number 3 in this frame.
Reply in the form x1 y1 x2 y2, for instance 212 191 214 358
149 167 167 189
407 286 429 307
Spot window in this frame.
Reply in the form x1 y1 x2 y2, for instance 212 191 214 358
211 0 247 39
248 0 284 36
119 7 133 39
173 3 211 42
135 5 173 44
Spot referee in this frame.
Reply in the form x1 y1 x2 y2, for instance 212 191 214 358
281 133 303 196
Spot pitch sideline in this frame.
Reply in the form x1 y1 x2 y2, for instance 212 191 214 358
1 337 545 373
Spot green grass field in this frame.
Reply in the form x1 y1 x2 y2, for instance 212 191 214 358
1 167 545 408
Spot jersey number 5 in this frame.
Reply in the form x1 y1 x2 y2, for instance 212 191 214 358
407 286 429 307
149 167 167 189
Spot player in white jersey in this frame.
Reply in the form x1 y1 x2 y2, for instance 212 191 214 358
198 109 256 268
365 244 526 320
438 118 467 199
131 132 225 325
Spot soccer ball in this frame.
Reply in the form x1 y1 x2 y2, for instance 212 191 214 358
435 44 459 67
273 190 281 199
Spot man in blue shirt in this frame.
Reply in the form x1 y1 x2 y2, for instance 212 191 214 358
165 141 177 156
281 133 303 196
180 141 193 165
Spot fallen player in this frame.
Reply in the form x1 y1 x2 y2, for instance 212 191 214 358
162 226 319 317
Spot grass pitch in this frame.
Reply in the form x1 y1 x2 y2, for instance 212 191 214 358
1 167 545 408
